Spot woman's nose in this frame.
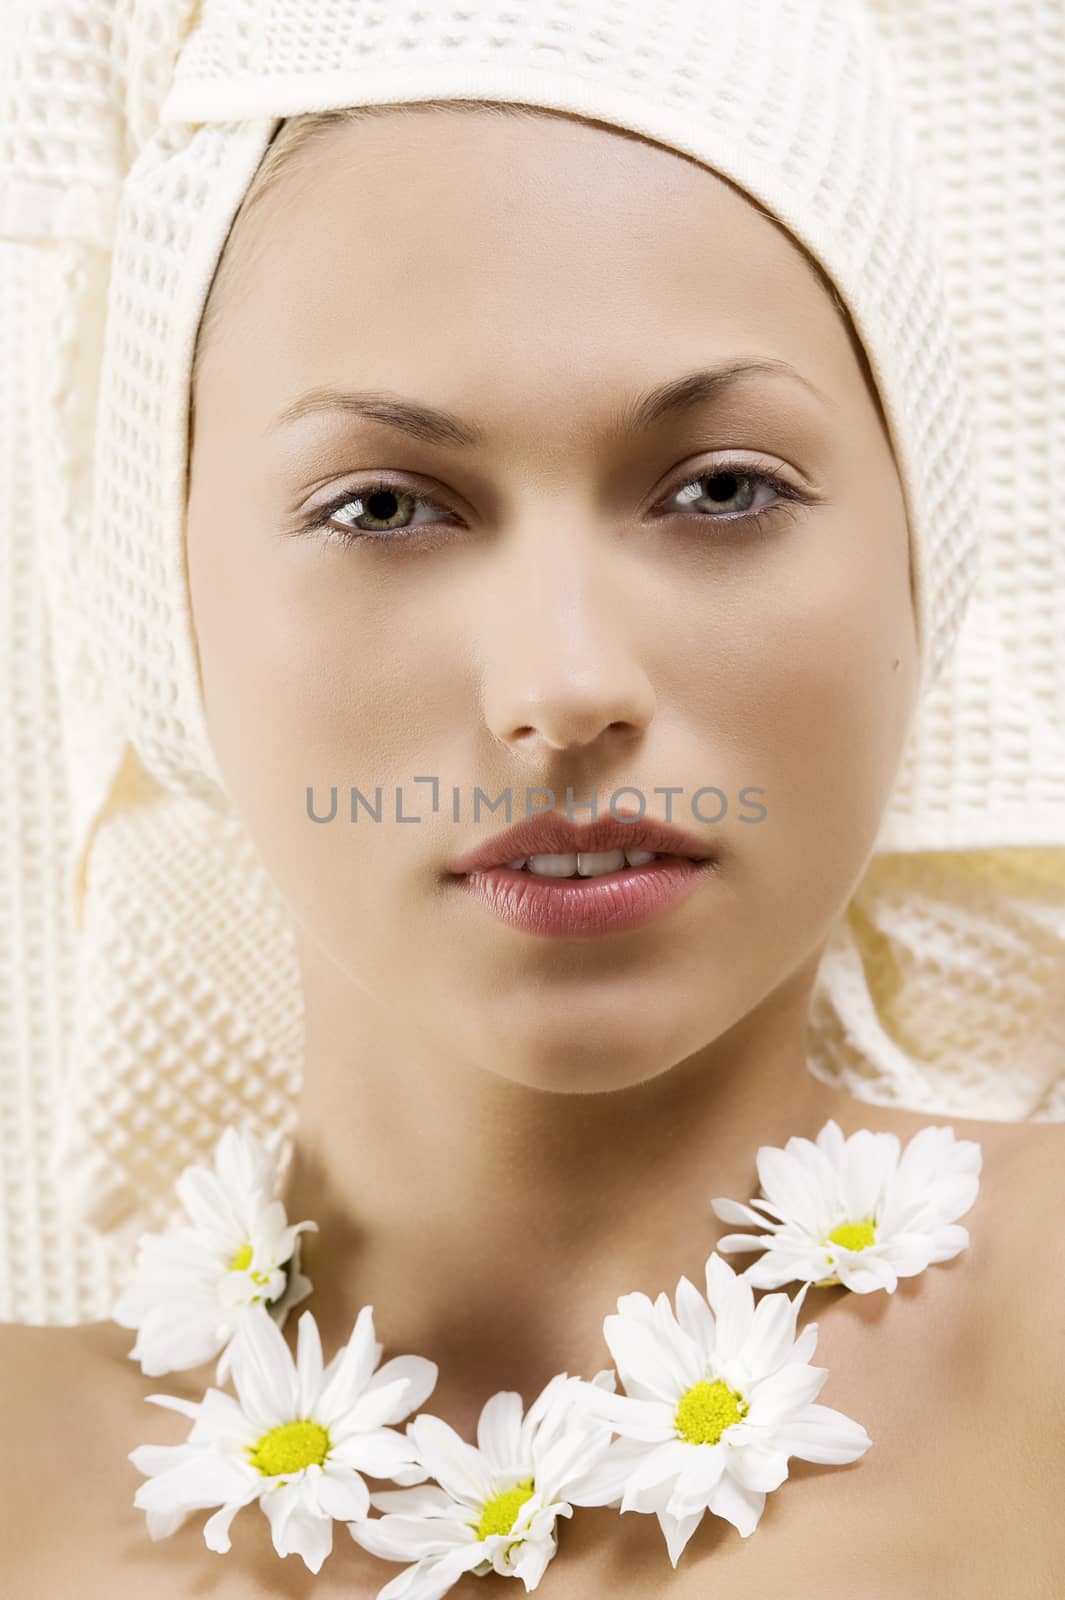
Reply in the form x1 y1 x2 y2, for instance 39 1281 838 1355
480 546 657 760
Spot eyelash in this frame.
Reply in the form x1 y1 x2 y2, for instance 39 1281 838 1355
299 462 811 548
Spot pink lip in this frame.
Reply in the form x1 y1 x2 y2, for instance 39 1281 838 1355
453 855 717 938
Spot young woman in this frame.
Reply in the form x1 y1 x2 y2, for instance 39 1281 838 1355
3 95 1062 1597
3 0 1064 1586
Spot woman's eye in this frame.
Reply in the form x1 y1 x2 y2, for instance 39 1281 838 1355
302 463 805 548
309 482 456 544
655 467 803 527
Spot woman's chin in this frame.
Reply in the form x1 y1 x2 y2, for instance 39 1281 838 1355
462 1021 706 1097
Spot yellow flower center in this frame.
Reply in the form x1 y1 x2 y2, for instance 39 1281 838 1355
828 1219 877 1252
248 1420 331 1476
474 1479 536 1540
229 1242 253 1270
674 1378 747 1445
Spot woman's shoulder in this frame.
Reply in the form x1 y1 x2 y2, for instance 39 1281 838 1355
0 1314 139 1406
975 1121 1065 1371
891 1111 1064 1411
827 1097 1065 1364
826 1092 1063 1204
0 1319 149 1565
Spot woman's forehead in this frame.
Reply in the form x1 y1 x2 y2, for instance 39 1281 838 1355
195 105 859 429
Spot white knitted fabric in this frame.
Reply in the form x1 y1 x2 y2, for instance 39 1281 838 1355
1 0 1063 1323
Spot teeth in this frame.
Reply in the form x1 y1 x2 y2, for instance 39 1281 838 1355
528 853 581 877
577 850 627 876
509 849 663 879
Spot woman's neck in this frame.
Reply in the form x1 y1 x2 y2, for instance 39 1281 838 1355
278 942 839 1435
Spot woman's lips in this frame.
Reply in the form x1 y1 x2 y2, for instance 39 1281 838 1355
451 854 716 937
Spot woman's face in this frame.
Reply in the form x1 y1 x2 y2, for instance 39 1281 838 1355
187 106 918 1094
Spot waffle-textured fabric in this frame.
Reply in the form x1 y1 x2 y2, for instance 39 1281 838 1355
1 0 1063 1322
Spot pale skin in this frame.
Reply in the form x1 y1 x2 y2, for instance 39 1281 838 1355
3 105 1063 1597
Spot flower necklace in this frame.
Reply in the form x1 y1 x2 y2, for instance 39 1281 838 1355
114 1120 982 1593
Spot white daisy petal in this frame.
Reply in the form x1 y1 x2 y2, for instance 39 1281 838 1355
264 1480 336 1572
744 1290 800 1376
723 1443 789 1493
145 1506 189 1539
407 1415 495 1507
295 1309 324 1413
568 1382 674 1442
174 1168 239 1239
842 1129 899 1221
706 1470 765 1537
665 1445 727 1516
785 1322 820 1367
714 1230 780 1256
924 1223 970 1263
704 1256 753 1361
203 1497 253 1553
508 1532 555 1590
614 1290 657 1326
834 1253 899 1294
368 1485 463 1518
355 1376 613 1595
877 1233 938 1276
710 1121 981 1294
565 1435 653 1507
787 1133 843 1201
745 1360 827 1423
815 1120 847 1165
229 1325 294 1429
130 1300 437 1573
674 1275 716 1363
710 1197 773 1228
581 1254 868 1558
129 1304 233 1376
618 1440 693 1513
772 1403 872 1464
316 1304 381 1422
755 1147 822 1234
532 1390 616 1498
739 1251 823 1291
331 1426 422 1480
602 1315 690 1404
522 1381 585 1482
316 1466 371 1522
656 1508 704 1567
354 1516 476 1562
133 1452 256 1513
128 1443 193 1476
339 1378 417 1436
363 1356 440 1422
113 1127 316 1378
377 1541 489 1600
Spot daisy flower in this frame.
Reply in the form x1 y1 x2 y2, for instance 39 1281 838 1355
129 1301 437 1574
566 1253 870 1563
710 1119 982 1292
112 1124 317 1380
349 1370 618 1597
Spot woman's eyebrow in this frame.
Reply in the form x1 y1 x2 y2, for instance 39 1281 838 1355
265 359 831 446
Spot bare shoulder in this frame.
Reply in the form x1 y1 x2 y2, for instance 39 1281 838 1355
828 1093 1062 1219
958 1116 1064 1260
0 1319 139 1559
828 1097 1065 1377
975 1121 1065 1332
0 1314 135 1400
